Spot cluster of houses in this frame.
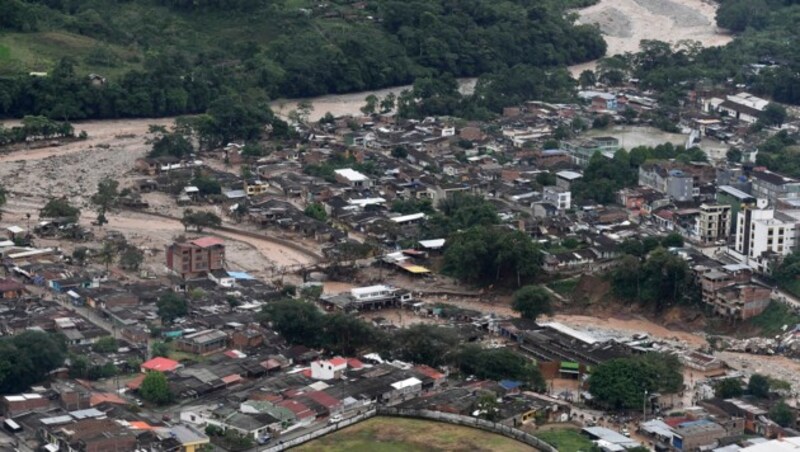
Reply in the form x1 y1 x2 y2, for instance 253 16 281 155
3 73 800 451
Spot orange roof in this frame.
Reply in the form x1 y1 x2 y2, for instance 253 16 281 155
191 236 225 248
414 365 446 380
127 374 146 390
129 421 154 430
141 357 180 372
90 392 127 406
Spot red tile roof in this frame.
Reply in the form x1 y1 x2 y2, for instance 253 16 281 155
305 391 340 409
347 358 364 369
276 400 314 419
190 237 225 248
665 417 691 428
328 357 347 367
141 357 180 372
90 392 127 406
221 374 242 385
127 374 146 390
129 421 154 430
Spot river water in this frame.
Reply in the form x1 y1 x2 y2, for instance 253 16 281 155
269 78 477 122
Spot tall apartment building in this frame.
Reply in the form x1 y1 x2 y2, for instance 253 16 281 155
543 186 571 211
698 204 732 244
734 208 800 273
166 237 226 279
717 185 756 234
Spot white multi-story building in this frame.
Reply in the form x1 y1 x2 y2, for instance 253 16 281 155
543 186 571 211
734 208 800 272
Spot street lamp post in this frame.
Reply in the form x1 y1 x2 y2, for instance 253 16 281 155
643 389 648 421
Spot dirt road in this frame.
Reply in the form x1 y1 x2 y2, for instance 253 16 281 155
0 118 172 163
104 211 318 268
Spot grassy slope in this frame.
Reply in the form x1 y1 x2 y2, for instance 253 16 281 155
747 300 800 337
536 428 594 452
0 1 309 77
295 417 535 452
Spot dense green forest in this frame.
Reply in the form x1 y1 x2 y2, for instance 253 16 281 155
0 0 605 119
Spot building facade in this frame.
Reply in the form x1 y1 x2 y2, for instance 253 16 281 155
166 237 226 279
734 209 800 273
698 204 732 244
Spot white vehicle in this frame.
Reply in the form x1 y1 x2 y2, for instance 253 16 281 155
328 414 343 424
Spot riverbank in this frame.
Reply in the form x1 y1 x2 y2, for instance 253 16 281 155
575 0 731 67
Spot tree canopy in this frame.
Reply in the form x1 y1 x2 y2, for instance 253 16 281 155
156 292 188 324
512 286 553 320
443 226 542 287
140 371 173 405
181 209 222 232
610 247 695 311
40 197 81 221
0 331 66 393
588 353 684 410
0 0 605 121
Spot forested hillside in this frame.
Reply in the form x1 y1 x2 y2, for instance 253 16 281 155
0 0 605 119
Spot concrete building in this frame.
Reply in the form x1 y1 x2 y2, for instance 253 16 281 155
176 329 229 355
734 208 800 273
320 285 413 312
334 168 371 188
560 136 620 166
542 186 571 211
166 237 226 279
671 419 727 451
718 185 757 234
2 393 48 416
712 92 769 124
699 264 771 320
311 357 347 380
555 170 583 190
750 169 800 205
639 163 695 202
698 203 732 244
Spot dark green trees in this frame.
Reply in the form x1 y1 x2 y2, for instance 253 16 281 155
140 372 173 405
0 331 66 393
512 286 553 321
589 353 683 410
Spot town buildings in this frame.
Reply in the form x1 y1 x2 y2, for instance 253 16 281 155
166 237 226 279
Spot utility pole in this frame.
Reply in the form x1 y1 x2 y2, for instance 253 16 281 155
643 389 648 421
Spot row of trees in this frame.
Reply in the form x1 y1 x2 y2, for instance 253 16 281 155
181 209 222 232
259 298 545 388
0 116 75 145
